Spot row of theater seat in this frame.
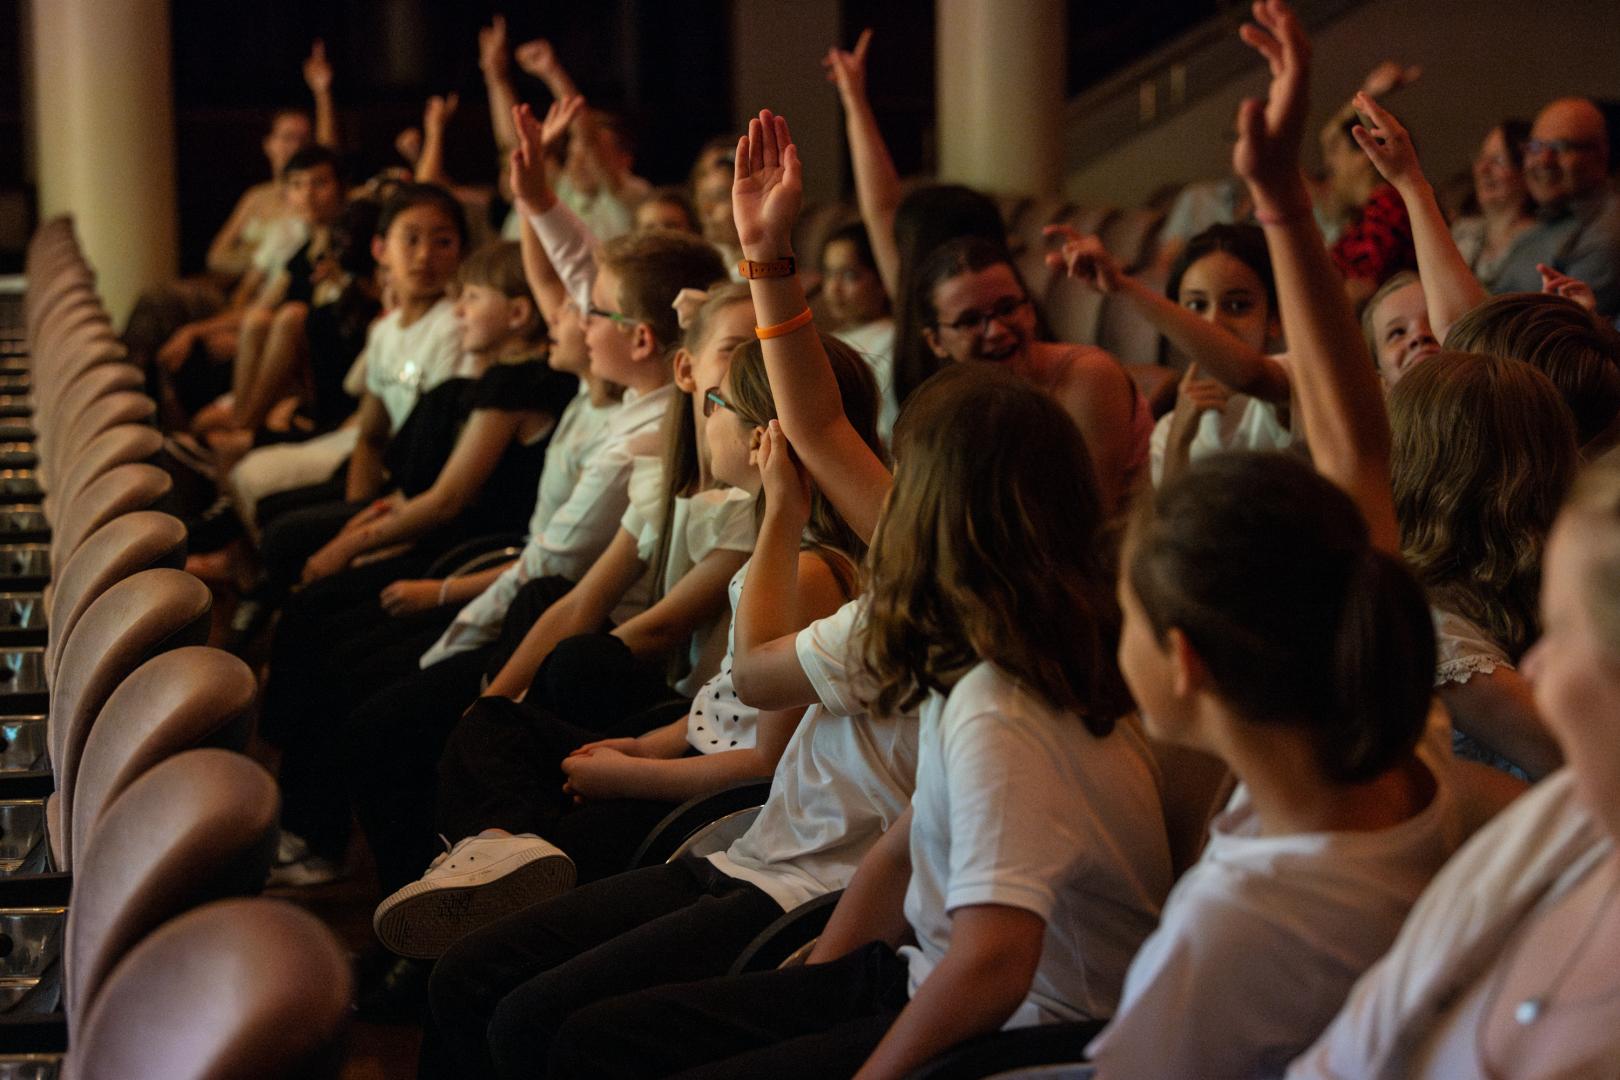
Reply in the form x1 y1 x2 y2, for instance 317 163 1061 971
0 219 351 1080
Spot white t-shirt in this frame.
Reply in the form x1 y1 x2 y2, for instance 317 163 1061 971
1287 770 1614 1080
1149 392 1294 486
708 598 921 911
1086 743 1463 1079
359 298 466 433
621 483 758 696
419 383 667 667
901 663 1172 1027
832 318 899 448
685 561 757 754
1432 608 1511 688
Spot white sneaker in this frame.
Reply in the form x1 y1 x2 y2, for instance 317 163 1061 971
372 831 576 959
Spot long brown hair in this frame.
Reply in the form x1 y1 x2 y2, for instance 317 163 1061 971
861 363 1128 730
727 332 882 593
1390 350 1577 658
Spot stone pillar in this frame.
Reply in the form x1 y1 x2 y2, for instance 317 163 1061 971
30 0 179 323
936 0 1066 196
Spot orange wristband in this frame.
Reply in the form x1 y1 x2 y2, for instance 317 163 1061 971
755 307 815 340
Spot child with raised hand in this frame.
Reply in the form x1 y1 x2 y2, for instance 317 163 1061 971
546 360 1171 1080
415 335 885 1079
1080 5 1469 1075
1046 222 1294 484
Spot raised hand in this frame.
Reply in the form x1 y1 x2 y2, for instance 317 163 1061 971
1167 364 1231 440
758 420 813 534
515 38 562 82
540 94 586 151
423 92 460 135
478 14 509 78
509 102 563 209
1359 59 1421 99
394 127 423 165
1539 264 1599 312
732 109 803 259
302 39 333 96
1349 92 1423 191
822 28 873 103
1043 226 1126 293
1233 0 1312 206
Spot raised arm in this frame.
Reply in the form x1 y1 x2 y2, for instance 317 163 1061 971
517 208 569 326
1350 92 1485 341
478 15 520 156
733 110 894 542
732 421 827 709
415 93 459 186
1045 227 1293 403
512 100 599 312
302 40 339 150
1235 0 1399 554
824 30 903 299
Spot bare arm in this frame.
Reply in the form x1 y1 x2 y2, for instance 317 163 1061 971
824 30 902 299
206 187 268 277
612 547 750 661
1046 227 1293 404
483 526 647 700
854 906 1047 1080
415 94 459 186
1350 93 1486 342
1053 349 1140 514
303 41 338 150
1439 669 1563 781
478 15 520 156
1235 0 1399 554
561 704 805 803
732 110 895 542
344 393 392 504
732 423 828 709
809 806 914 962
309 407 524 579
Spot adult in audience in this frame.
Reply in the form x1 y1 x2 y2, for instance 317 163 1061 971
1492 97 1620 316
1450 120 1537 288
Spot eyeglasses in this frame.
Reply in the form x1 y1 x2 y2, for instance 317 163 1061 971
586 304 639 328
1520 138 1602 158
936 295 1031 334
702 388 742 418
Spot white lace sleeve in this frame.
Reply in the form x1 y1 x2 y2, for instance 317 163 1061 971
1431 607 1513 687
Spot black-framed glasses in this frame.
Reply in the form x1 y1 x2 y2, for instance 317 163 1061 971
702 388 742 418
936 295 1031 334
587 304 639 328
1521 138 1602 157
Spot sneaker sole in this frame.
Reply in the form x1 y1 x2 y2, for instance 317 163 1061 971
373 849 576 959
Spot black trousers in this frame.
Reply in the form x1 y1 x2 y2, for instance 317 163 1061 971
265 553 447 859
341 575 579 893
423 856 783 1080
256 495 364 598
434 633 689 861
547 941 910 1079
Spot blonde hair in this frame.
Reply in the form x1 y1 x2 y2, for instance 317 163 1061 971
1360 270 1421 369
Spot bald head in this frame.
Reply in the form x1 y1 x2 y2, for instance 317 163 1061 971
1525 97 1611 206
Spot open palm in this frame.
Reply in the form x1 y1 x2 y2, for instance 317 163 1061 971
732 110 803 257
1233 0 1311 192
